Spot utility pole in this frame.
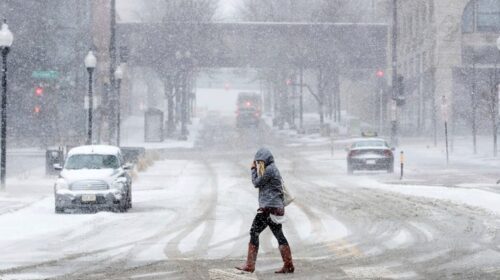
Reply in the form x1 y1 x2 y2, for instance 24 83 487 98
109 0 117 144
391 0 398 147
472 57 477 154
299 66 304 133
442 95 449 165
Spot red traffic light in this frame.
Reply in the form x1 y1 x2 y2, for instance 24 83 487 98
34 105 41 113
376 70 384 78
35 87 43 96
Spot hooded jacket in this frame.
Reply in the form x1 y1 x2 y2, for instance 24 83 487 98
251 148 284 208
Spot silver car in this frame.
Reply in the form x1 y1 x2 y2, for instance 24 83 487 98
53 145 132 213
346 138 395 174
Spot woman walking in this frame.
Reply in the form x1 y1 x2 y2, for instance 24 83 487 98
236 147 294 274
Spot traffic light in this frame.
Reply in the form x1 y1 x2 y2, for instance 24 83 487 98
376 70 386 89
394 75 405 106
35 86 43 97
34 86 44 115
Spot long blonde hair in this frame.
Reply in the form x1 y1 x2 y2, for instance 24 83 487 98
256 160 266 177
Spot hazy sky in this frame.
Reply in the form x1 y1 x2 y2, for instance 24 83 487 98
118 0 243 22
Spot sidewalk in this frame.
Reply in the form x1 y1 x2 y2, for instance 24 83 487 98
0 166 54 215
121 115 200 150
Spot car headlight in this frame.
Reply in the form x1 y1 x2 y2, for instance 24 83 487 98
112 177 127 190
55 179 69 191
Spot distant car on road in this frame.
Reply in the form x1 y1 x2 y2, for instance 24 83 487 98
236 92 261 128
346 138 394 174
53 145 132 213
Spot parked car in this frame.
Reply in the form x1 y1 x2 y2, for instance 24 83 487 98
346 137 394 174
53 145 132 213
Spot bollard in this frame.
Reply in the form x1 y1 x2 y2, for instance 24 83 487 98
400 151 404 180
331 138 334 157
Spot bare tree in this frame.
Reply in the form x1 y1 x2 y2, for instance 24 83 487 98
143 0 218 136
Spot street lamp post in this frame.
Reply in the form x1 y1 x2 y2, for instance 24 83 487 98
114 65 123 146
442 95 449 165
0 20 13 190
176 51 191 140
495 80 500 157
84 51 97 145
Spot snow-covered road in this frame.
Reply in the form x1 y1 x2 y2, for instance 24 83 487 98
2 117 500 279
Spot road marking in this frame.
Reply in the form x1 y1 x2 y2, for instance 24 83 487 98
328 239 363 258
342 266 418 279
483 266 500 273
342 266 395 279
129 271 177 279
209 269 258 280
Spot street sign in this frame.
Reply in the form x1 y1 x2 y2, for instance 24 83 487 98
32 70 58 79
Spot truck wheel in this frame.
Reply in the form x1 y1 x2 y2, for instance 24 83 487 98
55 206 65 214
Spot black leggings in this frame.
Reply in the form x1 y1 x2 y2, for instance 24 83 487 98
249 212 289 247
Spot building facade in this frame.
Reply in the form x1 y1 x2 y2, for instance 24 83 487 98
394 0 500 137
1 0 92 146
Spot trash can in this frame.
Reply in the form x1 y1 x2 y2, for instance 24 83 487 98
321 124 331 137
145 108 164 142
46 148 64 175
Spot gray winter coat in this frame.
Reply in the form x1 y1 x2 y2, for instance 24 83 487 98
251 148 284 208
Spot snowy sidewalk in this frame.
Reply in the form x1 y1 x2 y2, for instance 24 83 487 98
0 167 54 215
121 115 201 150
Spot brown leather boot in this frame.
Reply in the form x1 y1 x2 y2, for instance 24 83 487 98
235 243 258 273
275 244 294 273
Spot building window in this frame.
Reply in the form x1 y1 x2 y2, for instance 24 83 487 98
462 0 500 33
422 4 427 24
422 51 427 70
429 1 434 22
477 0 500 31
409 15 413 37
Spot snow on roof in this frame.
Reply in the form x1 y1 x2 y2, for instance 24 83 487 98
350 137 387 142
67 145 121 156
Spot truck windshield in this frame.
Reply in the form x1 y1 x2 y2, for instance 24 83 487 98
65 154 120 169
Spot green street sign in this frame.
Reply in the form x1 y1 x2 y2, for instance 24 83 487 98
32 70 58 79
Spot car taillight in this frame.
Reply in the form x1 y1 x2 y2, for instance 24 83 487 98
348 150 357 157
384 150 393 157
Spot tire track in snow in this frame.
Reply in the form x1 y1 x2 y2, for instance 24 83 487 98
162 160 218 259
285 149 500 278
